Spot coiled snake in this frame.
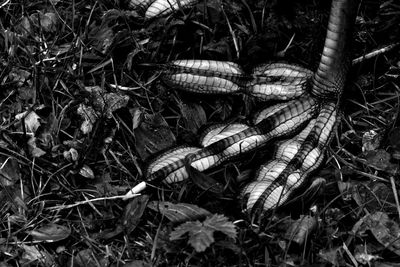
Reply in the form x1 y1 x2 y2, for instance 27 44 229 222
131 0 360 218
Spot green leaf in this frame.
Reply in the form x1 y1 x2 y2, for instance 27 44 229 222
204 214 237 239
170 214 237 252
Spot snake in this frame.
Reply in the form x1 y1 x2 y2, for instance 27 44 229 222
132 0 360 218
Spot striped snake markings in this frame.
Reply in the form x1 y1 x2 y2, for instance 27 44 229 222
129 0 360 218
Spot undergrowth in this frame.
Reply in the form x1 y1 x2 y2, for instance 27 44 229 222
0 0 400 266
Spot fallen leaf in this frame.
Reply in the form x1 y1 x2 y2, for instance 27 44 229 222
362 130 382 152
285 215 317 245
28 223 71 242
318 246 347 266
8 67 31 86
27 137 46 157
185 162 225 195
179 103 207 133
34 12 58 32
88 24 114 54
354 244 381 265
364 149 398 174
355 211 400 256
72 248 101 267
134 113 176 160
122 195 150 235
20 244 54 266
79 165 95 179
15 111 41 134
123 260 151 267
353 182 397 214
77 104 97 134
63 148 79 162
147 201 211 223
85 86 129 118
0 156 21 187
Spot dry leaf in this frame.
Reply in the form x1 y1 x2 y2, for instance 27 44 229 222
29 223 71 242
180 103 207 133
147 201 211 223
15 111 41 134
318 246 347 266
79 165 94 179
123 195 150 235
0 156 21 187
35 12 58 32
27 137 46 157
134 113 176 160
355 211 400 256
186 163 225 195
20 244 54 266
77 104 97 134
84 86 129 118
362 130 382 152
285 215 317 245
364 149 398 174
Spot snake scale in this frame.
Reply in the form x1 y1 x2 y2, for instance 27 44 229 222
130 0 360 218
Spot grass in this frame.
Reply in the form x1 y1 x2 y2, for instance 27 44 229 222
0 0 400 266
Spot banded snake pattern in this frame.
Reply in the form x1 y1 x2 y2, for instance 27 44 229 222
130 0 360 217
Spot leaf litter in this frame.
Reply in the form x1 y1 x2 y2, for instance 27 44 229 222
0 0 399 266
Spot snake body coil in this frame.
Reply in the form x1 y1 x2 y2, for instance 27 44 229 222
142 0 359 217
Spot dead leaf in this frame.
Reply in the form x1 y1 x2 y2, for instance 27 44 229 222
147 201 211 223
15 111 41 134
362 130 382 152
79 165 95 179
84 86 129 118
88 24 114 54
18 12 59 36
318 246 347 266
389 127 400 148
179 103 207 133
354 244 381 265
27 137 46 157
8 67 31 86
122 195 150 235
134 113 176 160
28 223 71 242
0 156 21 187
130 107 143 130
364 149 398 174
72 248 105 267
285 215 317 245
77 104 97 134
353 182 397 214
123 260 151 267
185 161 225 195
34 12 58 32
63 148 79 162
355 211 400 256
20 244 55 266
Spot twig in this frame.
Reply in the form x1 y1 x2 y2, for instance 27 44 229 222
239 0 257 33
390 175 400 222
352 43 400 65
46 194 141 211
0 0 10 8
342 242 358 267
220 3 240 59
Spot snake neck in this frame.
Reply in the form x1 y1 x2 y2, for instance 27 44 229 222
311 0 359 100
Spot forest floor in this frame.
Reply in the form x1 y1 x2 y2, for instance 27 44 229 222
1 0 400 266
